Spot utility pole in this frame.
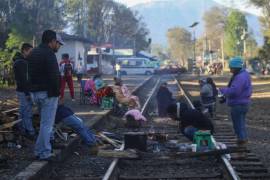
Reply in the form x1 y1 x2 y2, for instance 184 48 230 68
189 22 199 75
208 40 213 64
221 37 225 73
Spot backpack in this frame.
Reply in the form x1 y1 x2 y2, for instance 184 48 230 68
64 63 72 76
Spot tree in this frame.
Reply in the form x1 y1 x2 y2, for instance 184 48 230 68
167 27 192 67
66 0 149 52
248 0 270 40
203 6 228 60
0 0 66 85
224 10 248 57
152 44 168 61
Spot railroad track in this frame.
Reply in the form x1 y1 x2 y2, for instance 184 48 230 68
177 75 270 180
8 74 270 179
40 76 161 180
100 74 270 180
5 75 154 180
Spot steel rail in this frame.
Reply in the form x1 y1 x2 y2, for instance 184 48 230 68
174 75 240 180
102 77 160 180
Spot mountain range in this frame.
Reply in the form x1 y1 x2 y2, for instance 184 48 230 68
131 0 263 46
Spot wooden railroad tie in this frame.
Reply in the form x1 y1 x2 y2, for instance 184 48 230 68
98 147 248 159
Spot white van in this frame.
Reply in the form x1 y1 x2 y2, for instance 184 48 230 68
116 57 158 75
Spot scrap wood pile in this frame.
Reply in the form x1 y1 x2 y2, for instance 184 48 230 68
0 99 20 143
0 99 40 143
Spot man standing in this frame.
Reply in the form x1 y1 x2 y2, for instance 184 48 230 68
219 57 252 146
13 43 34 138
28 30 64 160
59 53 75 101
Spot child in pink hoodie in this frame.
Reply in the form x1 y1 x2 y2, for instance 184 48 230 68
124 109 146 128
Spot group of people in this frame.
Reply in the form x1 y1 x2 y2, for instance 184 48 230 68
13 30 97 161
83 75 141 110
156 57 252 146
156 82 214 141
12 29 251 161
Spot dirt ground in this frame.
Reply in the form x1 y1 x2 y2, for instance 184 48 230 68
179 74 270 170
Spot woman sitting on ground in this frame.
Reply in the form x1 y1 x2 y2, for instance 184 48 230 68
112 77 141 109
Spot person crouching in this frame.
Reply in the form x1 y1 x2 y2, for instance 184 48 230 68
124 109 146 128
167 102 214 141
55 104 98 152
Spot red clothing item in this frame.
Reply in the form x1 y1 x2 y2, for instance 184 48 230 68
60 76 74 99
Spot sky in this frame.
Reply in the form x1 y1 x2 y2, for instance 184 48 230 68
114 0 262 16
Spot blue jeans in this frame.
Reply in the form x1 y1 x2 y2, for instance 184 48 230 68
16 91 34 135
230 104 249 141
63 115 96 146
183 126 198 141
31 91 58 159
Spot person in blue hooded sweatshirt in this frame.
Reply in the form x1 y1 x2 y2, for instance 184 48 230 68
219 57 252 146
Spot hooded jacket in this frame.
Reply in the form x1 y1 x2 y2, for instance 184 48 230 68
220 69 252 106
13 52 30 95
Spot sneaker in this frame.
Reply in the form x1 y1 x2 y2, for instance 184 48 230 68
89 145 99 155
72 99 75 102
237 139 248 147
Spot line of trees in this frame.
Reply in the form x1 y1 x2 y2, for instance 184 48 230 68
166 3 263 68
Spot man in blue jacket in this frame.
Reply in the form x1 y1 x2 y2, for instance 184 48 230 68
220 57 252 146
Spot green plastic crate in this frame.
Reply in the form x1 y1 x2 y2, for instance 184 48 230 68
194 130 213 151
101 97 114 109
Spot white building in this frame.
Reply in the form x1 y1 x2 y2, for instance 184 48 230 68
86 47 134 75
56 33 91 73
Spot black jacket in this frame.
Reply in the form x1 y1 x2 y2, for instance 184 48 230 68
180 109 214 134
55 105 74 123
13 52 30 95
156 86 174 106
27 43 60 97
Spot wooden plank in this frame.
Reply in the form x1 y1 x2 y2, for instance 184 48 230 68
98 149 138 159
235 167 268 173
239 173 270 178
2 108 19 114
119 174 222 179
231 161 263 166
97 132 121 148
0 119 22 130
99 147 247 159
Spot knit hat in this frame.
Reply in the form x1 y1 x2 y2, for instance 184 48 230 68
229 57 243 68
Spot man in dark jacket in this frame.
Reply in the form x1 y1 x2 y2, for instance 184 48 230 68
167 102 214 141
13 43 34 138
28 30 64 160
156 82 174 117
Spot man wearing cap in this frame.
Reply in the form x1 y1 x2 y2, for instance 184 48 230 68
28 30 64 160
219 57 252 146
